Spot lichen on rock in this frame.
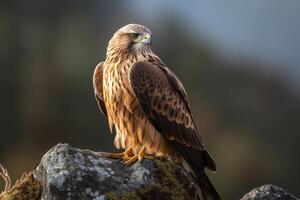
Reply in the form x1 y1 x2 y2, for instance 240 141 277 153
34 143 198 200
241 184 299 200
1 143 299 200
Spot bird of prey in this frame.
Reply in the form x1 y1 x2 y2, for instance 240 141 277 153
93 24 220 200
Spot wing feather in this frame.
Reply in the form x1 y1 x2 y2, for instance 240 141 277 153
93 62 107 117
129 61 216 171
129 61 204 150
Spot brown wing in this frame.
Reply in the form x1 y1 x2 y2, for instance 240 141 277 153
93 62 107 117
158 65 192 112
129 61 216 171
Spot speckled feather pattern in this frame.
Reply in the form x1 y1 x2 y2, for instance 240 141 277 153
93 24 220 200
93 23 209 161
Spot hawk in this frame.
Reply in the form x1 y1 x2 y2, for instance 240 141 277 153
93 24 220 200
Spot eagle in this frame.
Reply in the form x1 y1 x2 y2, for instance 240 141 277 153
93 24 220 200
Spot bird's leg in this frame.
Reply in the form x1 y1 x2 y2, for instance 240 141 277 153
123 146 146 166
123 146 134 159
107 145 134 159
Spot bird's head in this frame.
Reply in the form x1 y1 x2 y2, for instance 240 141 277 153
107 24 152 58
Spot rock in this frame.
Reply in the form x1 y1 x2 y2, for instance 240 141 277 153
35 143 198 200
2 143 299 200
0 171 40 200
241 184 299 200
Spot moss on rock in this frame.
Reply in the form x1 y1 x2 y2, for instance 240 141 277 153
0 171 40 200
106 157 195 200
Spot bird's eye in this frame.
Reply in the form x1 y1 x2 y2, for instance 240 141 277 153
130 33 141 41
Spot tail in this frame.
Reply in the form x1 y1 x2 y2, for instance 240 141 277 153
195 172 221 200
194 150 221 200
174 141 221 200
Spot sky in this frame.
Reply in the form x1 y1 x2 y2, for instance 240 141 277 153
127 0 300 86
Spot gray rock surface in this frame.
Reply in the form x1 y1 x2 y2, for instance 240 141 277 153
241 184 299 200
34 143 299 200
35 143 198 200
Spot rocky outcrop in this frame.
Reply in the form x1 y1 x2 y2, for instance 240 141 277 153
35 143 198 200
241 184 299 200
1 143 299 200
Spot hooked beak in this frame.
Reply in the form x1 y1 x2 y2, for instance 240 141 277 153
142 33 152 46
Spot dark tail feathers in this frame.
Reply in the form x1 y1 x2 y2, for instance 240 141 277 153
195 172 221 200
171 142 220 199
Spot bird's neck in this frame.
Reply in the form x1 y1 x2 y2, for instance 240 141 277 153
105 46 158 66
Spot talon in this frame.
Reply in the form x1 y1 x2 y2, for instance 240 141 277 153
107 152 124 159
106 145 134 159
122 146 146 167
137 146 146 161
122 156 132 162
121 163 127 169
123 155 138 166
124 146 134 158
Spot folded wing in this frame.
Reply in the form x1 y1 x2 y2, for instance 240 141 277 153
129 62 216 172
93 62 107 117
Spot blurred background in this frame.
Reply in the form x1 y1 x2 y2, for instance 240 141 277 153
0 0 299 199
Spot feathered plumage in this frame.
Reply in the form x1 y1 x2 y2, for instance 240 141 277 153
93 24 220 200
